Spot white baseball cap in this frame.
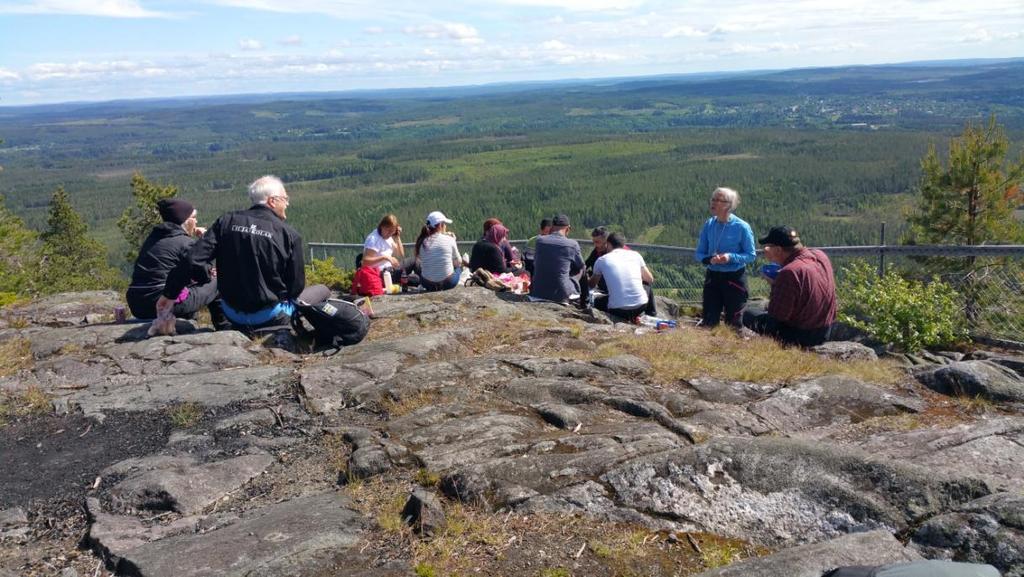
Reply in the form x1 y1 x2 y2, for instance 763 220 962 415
426 211 453 227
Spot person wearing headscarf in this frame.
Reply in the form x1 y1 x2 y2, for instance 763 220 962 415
470 221 515 274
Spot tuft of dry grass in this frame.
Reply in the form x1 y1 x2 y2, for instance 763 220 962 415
0 338 33 376
383 389 443 418
344 478 764 577
322 432 351 477
167 401 204 428
0 385 53 426
584 325 903 385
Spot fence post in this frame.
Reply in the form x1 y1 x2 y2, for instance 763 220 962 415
878 222 886 278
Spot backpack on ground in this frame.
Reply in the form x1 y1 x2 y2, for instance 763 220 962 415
294 296 369 350
351 265 385 296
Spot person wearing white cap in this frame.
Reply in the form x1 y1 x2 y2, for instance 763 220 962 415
415 211 463 291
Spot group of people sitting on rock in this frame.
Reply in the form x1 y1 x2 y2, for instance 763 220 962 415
125 175 836 350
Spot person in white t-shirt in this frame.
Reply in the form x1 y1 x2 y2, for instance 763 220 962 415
363 214 405 281
589 233 655 320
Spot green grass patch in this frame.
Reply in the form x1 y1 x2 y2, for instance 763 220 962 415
167 402 203 428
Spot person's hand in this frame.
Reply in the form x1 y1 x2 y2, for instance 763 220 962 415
155 295 175 316
210 266 218 278
390 256 401 268
710 253 730 265
193 226 206 237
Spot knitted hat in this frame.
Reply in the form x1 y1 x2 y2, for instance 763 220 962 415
157 198 195 225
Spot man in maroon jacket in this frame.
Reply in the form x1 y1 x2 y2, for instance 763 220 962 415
743 226 836 346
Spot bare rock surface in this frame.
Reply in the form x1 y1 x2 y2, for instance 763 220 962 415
748 375 923 432
112 492 368 577
856 417 1024 492
4 288 1023 576
692 530 920 577
915 360 1024 403
601 436 988 545
911 492 1024 576
108 453 275 514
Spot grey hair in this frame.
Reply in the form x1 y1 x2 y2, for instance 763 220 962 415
248 175 286 205
712 187 740 211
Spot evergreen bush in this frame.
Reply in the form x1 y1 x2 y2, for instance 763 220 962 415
839 261 967 352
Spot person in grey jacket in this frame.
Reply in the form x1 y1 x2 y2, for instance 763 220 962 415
125 198 223 324
529 214 585 304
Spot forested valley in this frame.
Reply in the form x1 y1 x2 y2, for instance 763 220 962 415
1 58 1022 265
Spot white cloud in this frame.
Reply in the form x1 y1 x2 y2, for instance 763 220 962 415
238 38 264 50
26 60 167 80
727 42 799 55
364 26 385 34
0 0 170 18
402 22 483 44
663 25 708 38
279 35 303 46
0 68 22 81
541 39 569 50
489 0 646 11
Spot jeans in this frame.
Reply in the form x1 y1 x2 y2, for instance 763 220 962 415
422 266 462 292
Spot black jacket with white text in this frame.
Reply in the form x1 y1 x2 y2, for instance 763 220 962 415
163 205 305 313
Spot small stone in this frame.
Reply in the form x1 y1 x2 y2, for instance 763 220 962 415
401 488 446 536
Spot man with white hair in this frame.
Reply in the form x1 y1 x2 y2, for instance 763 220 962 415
157 175 318 334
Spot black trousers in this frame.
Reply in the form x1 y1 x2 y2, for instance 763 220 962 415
701 269 747 327
742 305 832 347
594 283 656 319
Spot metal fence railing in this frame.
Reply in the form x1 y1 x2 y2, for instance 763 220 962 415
309 241 1024 345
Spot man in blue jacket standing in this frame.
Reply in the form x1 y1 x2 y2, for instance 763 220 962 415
694 187 756 327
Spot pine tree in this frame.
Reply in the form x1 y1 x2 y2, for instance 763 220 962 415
117 172 178 263
39 186 123 292
0 194 39 301
904 116 1024 323
906 116 1024 247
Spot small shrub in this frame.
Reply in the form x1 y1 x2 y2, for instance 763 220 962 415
0 292 24 308
413 563 438 577
167 402 203 428
415 468 441 487
305 257 353 292
839 261 967 352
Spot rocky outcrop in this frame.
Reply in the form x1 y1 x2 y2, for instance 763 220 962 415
915 360 1024 403
2 288 1021 576
692 530 920 577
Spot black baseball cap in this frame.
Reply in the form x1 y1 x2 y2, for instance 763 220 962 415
759 226 801 247
552 214 571 227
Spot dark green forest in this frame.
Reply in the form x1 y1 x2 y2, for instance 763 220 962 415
1 59 1022 264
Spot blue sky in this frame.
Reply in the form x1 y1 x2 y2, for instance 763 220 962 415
0 0 1022 106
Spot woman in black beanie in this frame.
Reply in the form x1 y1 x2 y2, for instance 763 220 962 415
125 198 226 326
